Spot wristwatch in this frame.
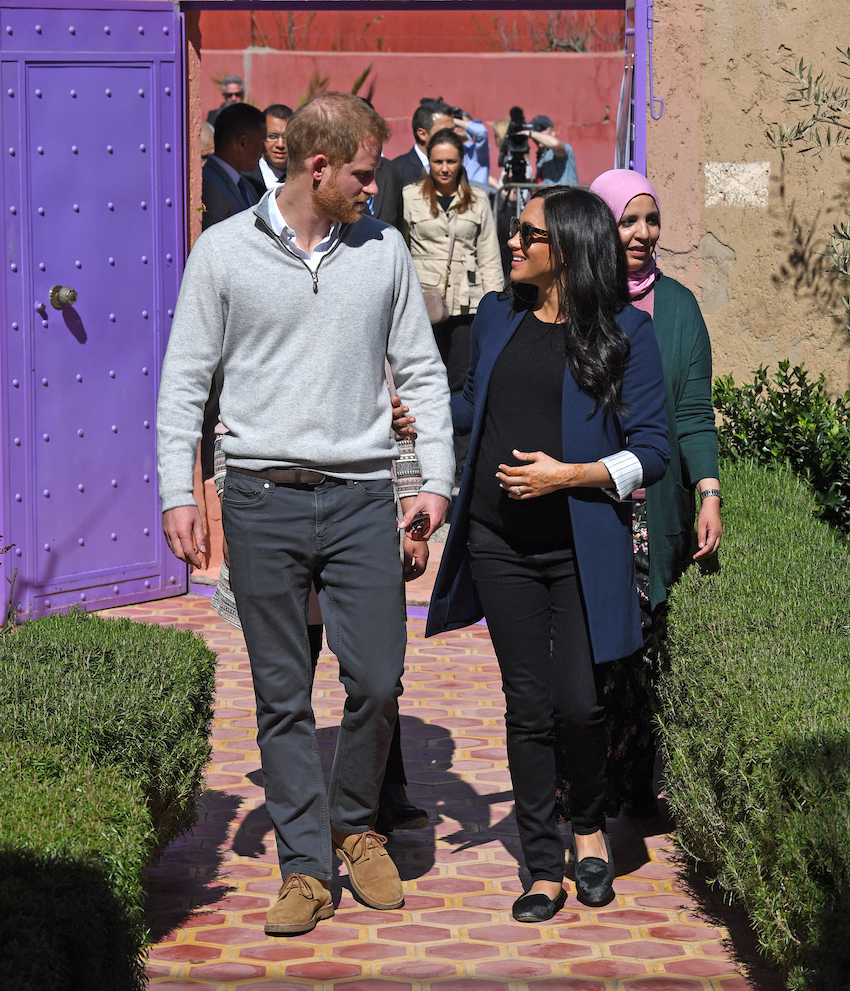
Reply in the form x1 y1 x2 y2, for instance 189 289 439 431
698 487 723 507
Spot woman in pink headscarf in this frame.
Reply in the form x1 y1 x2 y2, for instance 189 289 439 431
555 169 722 819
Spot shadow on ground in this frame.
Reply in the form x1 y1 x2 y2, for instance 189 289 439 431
672 852 788 991
144 789 242 941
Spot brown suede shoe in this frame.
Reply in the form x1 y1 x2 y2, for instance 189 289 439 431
331 828 404 910
264 873 334 935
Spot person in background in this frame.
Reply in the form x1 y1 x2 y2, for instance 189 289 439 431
426 185 669 916
244 103 294 198
453 109 491 188
393 98 455 186
554 169 722 820
201 102 266 231
403 128 502 483
200 120 215 162
528 115 578 187
207 74 245 126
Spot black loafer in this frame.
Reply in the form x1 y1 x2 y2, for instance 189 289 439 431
572 832 616 907
512 887 567 922
376 782 429 833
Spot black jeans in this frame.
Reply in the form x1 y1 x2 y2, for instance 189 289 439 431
467 520 608 883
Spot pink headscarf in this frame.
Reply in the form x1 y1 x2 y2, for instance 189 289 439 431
590 169 661 314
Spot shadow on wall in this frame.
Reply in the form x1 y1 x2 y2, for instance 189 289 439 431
771 159 850 332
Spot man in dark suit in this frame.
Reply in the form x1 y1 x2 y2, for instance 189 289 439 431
392 99 454 186
202 103 266 232
243 103 294 200
370 157 405 232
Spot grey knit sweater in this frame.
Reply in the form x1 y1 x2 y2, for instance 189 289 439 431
157 190 454 512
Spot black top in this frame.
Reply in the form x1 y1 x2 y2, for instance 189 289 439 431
437 194 454 214
470 309 574 547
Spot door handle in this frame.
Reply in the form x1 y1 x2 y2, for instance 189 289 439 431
49 285 78 309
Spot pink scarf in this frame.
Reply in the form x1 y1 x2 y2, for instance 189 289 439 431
590 169 661 315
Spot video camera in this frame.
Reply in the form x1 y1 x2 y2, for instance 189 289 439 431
499 106 531 184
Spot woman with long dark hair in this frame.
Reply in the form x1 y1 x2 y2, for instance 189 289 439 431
426 186 669 915
403 128 502 478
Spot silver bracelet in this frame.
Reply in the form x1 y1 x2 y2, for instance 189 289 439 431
698 487 723 506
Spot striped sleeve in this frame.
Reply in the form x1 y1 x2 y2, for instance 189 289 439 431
599 450 643 501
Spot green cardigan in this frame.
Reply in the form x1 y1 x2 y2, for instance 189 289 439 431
645 274 719 609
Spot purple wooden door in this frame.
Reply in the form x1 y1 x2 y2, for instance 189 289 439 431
1 0 186 621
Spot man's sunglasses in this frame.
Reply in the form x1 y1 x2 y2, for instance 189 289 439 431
509 216 549 249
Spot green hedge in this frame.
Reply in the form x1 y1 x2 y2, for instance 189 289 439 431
713 362 850 534
0 747 154 990
0 609 217 989
659 462 850 989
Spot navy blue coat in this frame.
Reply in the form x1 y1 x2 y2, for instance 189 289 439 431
426 293 670 664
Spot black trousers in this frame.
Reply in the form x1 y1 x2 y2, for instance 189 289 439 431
433 315 472 482
467 520 608 883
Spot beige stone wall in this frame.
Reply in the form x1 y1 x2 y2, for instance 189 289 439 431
648 0 850 393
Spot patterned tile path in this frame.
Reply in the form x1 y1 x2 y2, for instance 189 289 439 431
96 594 783 991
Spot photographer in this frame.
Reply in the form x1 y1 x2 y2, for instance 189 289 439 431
527 114 578 186
448 106 492 187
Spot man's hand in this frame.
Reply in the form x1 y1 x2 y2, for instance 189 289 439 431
398 492 449 540
402 534 430 582
390 394 416 439
162 506 206 568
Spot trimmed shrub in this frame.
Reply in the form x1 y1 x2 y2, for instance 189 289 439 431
658 461 850 989
0 608 217 987
713 361 850 534
0 746 154 991
0 607 217 850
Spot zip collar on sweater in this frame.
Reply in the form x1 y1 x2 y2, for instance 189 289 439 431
253 189 348 294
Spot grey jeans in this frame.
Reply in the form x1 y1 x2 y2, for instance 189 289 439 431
222 471 407 880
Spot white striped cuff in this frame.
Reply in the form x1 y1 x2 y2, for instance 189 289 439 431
599 450 643 501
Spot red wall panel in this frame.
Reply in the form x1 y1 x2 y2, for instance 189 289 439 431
199 9 625 54
200 48 623 184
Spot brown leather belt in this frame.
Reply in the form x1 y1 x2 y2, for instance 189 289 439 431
229 465 326 486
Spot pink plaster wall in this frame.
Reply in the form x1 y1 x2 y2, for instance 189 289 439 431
199 49 623 184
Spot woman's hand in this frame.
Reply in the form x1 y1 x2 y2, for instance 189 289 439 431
497 450 588 499
402 534 430 581
694 494 722 559
390 394 415 439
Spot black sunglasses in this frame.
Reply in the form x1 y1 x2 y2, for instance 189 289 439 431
509 216 549 249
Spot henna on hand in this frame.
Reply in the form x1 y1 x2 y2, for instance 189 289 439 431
526 462 586 494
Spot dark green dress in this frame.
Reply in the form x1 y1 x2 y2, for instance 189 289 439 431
555 274 719 818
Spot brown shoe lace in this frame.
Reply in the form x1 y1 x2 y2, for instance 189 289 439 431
279 872 318 898
346 830 389 863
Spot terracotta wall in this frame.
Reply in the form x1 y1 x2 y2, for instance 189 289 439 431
648 0 850 392
198 48 624 183
198 9 625 54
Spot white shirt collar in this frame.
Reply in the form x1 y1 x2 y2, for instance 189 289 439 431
267 190 341 272
208 154 243 189
259 157 285 190
414 144 430 171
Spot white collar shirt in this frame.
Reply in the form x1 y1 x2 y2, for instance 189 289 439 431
267 190 341 272
258 157 285 191
414 144 430 173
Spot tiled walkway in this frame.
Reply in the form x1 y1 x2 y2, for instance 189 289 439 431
97 594 782 991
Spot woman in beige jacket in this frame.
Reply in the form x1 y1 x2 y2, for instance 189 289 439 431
403 128 503 479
